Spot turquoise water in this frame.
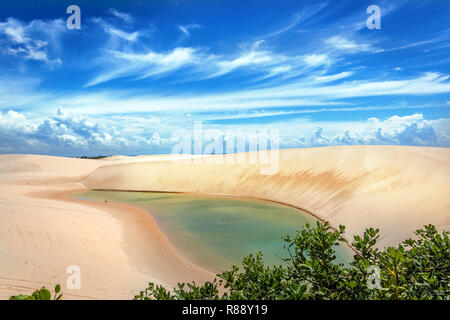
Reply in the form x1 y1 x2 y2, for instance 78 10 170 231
73 190 353 272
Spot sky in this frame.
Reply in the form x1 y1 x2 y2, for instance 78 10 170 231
0 0 449 156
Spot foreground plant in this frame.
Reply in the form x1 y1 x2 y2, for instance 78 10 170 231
134 223 449 300
9 223 449 300
9 284 62 300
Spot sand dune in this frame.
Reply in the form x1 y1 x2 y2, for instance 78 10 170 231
82 146 450 248
0 154 213 300
1 147 449 299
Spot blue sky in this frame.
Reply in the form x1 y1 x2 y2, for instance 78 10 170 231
0 0 449 156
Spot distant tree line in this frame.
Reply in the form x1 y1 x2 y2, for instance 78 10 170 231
78 155 110 159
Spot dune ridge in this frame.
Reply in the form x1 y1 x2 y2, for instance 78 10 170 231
1 146 449 299
82 146 450 248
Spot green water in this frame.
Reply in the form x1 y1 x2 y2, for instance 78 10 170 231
73 190 353 272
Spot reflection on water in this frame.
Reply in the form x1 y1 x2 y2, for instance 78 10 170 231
73 190 353 272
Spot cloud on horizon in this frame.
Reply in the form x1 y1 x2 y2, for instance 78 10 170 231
1 108 448 156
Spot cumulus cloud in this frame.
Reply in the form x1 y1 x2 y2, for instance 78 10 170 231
0 108 117 150
296 113 448 147
0 108 141 154
0 107 178 155
1 108 448 155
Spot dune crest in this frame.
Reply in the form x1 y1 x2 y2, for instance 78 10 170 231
82 146 450 247
1 147 449 299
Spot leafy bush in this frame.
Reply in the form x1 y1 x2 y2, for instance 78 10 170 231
9 284 62 300
9 223 448 300
134 222 449 300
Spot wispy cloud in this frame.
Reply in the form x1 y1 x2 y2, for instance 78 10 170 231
178 23 201 37
314 71 354 83
64 72 450 114
108 8 134 23
87 38 336 85
104 25 140 41
85 47 199 86
303 54 330 67
260 2 328 38
325 36 376 53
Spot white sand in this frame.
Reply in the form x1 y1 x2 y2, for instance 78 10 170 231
0 154 213 300
82 146 450 247
1 147 449 299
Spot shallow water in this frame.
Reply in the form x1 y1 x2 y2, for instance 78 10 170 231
73 190 353 272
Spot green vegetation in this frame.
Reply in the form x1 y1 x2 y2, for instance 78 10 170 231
9 223 449 300
9 284 62 300
78 155 110 159
134 222 449 300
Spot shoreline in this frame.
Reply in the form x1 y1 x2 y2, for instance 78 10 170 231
1 147 448 299
82 146 450 249
0 154 216 300
87 188 359 256
28 186 217 281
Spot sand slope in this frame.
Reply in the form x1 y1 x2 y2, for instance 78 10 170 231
82 146 450 248
0 154 213 300
1 147 449 299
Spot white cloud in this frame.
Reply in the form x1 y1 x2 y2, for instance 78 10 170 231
325 36 375 53
0 108 122 152
1 108 448 155
0 108 175 155
260 2 327 38
104 26 140 41
210 48 274 77
108 8 133 23
86 47 199 86
0 18 64 65
303 54 330 67
295 113 449 147
178 23 201 36
314 71 353 83
87 37 338 85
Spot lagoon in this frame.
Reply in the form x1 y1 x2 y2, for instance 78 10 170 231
73 190 353 272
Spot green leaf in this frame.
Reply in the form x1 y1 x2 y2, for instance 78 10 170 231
39 288 51 300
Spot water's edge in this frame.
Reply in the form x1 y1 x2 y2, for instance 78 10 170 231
90 188 358 254
74 189 355 271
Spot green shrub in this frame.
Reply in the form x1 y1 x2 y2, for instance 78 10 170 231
9 284 62 300
134 222 449 300
9 223 449 300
